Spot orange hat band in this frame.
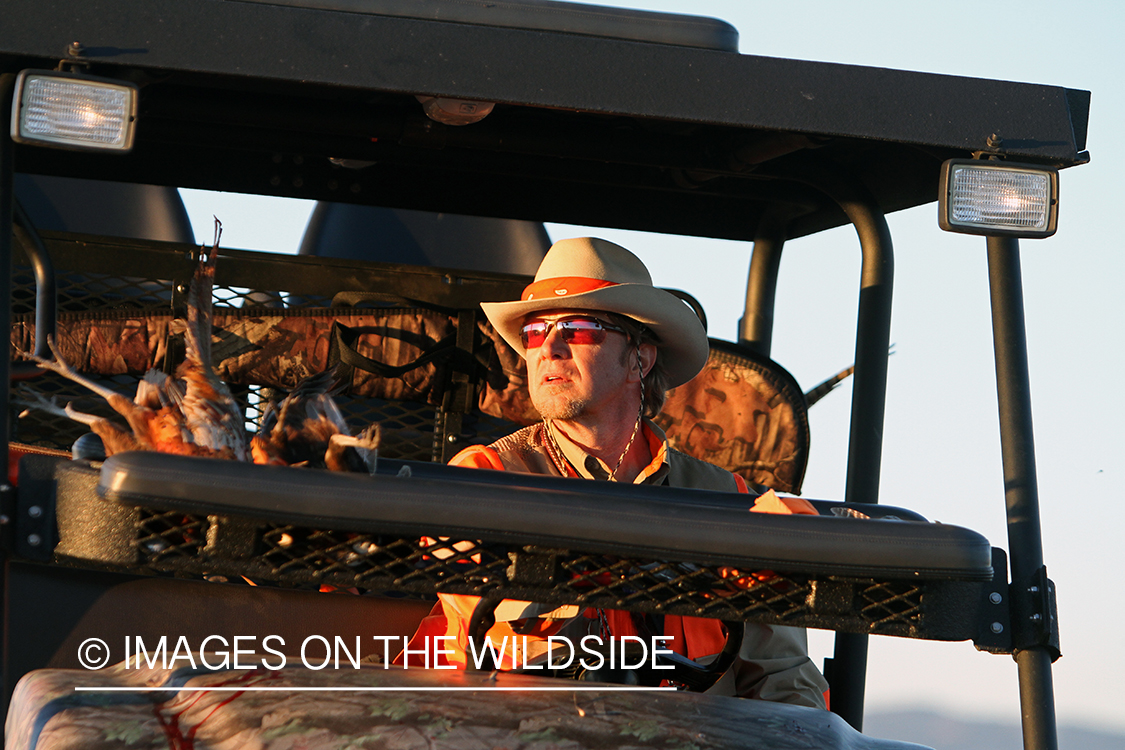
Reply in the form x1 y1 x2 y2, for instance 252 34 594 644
521 277 619 301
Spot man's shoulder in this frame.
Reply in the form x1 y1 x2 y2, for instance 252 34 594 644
488 423 542 455
448 443 505 470
449 424 545 469
665 447 744 493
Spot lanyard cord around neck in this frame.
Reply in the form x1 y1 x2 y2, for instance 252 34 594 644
542 344 645 483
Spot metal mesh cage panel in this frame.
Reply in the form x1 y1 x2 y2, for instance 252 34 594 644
12 264 336 315
11 264 519 456
119 507 929 633
553 553 813 622
13 373 517 457
858 580 924 627
14 372 138 450
136 509 210 561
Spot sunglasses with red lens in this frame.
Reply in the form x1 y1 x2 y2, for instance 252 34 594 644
520 316 627 349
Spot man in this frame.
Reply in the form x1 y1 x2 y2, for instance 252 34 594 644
403 237 828 708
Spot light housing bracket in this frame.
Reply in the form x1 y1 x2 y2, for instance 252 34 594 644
938 159 1059 238
10 69 138 153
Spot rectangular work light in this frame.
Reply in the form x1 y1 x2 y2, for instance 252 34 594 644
10 69 138 152
938 159 1058 238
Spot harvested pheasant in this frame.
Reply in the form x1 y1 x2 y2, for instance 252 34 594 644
25 221 378 473
18 383 142 457
252 369 380 474
29 223 248 460
175 228 250 461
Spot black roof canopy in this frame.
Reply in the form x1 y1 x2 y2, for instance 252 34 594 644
0 0 1091 241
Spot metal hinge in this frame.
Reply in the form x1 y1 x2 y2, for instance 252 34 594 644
974 547 1013 654
0 481 15 552
1012 566 1061 661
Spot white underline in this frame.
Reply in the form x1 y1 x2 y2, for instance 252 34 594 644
74 686 676 693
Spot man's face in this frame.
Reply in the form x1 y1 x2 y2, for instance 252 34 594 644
523 310 635 422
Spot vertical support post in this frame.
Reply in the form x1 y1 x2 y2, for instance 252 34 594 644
0 75 13 459
751 160 894 731
438 309 478 462
739 214 787 357
0 72 16 734
986 235 1058 750
12 200 57 361
831 187 893 733
841 201 894 509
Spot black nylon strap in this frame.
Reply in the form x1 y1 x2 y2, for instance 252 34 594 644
328 320 459 379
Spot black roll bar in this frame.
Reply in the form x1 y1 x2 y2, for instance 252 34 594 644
821 173 893 734
10 199 57 370
741 163 894 732
14 205 55 359
986 235 1059 750
739 211 788 357
1 73 15 460
0 72 16 722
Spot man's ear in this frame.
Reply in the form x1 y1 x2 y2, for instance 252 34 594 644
638 342 658 379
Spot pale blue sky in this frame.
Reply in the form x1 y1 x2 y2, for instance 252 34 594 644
181 0 1125 735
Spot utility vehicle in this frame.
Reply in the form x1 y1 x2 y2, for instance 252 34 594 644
0 1 1088 749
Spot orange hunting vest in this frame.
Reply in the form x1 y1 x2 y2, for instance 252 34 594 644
395 422 816 669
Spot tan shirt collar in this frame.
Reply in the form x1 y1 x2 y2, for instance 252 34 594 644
545 419 670 485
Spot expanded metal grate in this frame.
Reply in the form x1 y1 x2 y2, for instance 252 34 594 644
123 508 927 632
136 509 210 561
858 580 924 627
12 268 177 315
258 527 509 589
52 271 176 312
555 553 812 622
13 265 341 315
12 266 40 317
13 372 139 450
334 395 438 462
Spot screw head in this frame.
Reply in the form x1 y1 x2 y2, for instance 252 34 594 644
28 505 43 519
175 284 188 295
989 592 1003 604
990 622 1004 634
446 434 458 443
27 533 42 547
1030 613 1042 621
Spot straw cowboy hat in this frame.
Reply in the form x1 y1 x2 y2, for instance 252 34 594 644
481 237 709 388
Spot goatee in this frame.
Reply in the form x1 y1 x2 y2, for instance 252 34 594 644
533 395 588 421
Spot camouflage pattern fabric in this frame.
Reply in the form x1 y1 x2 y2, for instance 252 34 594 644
475 319 541 427
12 316 807 491
655 341 809 494
6 661 913 750
12 309 461 405
12 310 178 381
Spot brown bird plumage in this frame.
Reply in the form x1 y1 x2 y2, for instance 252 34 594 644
29 221 248 461
251 369 380 473
174 225 249 461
